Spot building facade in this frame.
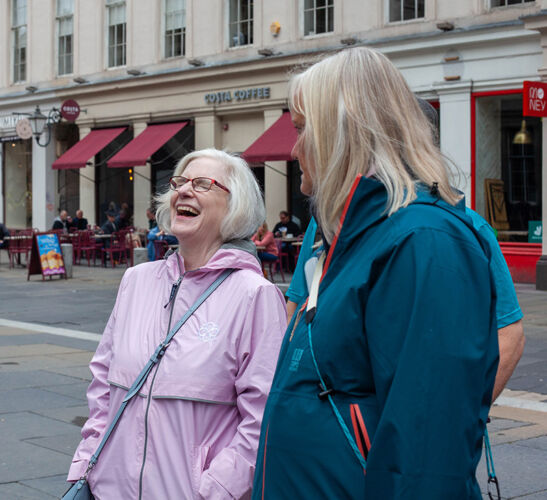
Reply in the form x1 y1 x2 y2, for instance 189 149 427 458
0 0 545 285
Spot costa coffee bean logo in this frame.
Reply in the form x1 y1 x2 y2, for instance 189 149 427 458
60 99 80 121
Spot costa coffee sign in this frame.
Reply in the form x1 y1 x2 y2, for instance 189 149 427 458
60 99 80 121
523 81 547 117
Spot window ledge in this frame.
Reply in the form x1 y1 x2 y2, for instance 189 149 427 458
303 31 335 39
386 17 426 26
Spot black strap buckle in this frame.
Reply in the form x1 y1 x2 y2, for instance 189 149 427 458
487 476 500 500
318 384 335 401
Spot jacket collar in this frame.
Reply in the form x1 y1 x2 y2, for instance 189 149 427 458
332 176 466 250
160 238 262 281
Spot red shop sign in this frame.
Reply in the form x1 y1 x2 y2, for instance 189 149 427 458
523 81 547 117
60 99 81 121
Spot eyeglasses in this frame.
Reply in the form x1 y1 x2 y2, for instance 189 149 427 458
169 176 230 193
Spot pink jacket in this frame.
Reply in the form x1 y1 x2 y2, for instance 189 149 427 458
68 245 287 499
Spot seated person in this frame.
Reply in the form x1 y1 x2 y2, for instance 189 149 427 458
147 226 178 261
252 222 278 263
71 209 89 231
273 211 301 272
52 210 70 233
273 210 301 238
100 211 117 235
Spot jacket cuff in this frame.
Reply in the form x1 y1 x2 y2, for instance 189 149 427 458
199 470 236 500
67 460 88 482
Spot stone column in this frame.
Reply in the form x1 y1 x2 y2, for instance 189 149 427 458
263 109 287 229
524 14 547 289
132 121 151 230
32 134 57 231
437 83 472 203
195 114 222 150
78 127 96 227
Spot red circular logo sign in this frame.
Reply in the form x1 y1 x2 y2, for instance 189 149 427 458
60 99 80 121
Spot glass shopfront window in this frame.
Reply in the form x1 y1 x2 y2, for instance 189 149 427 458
474 92 542 242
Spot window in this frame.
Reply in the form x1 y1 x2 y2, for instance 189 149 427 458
11 0 26 82
491 0 534 6
165 0 186 58
107 0 126 67
389 0 425 22
229 0 253 47
57 0 74 75
304 0 333 36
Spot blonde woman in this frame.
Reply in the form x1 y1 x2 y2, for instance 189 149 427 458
253 47 498 499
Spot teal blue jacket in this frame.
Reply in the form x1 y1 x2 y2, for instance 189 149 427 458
253 176 498 499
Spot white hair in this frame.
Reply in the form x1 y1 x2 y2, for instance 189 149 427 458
155 149 265 241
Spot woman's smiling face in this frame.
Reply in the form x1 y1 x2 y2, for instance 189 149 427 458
170 157 230 251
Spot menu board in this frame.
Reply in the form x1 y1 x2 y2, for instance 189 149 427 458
36 234 66 275
28 233 67 280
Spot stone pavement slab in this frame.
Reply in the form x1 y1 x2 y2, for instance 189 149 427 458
32 404 90 427
0 387 83 413
0 344 86 359
0 411 79 440
0 370 86 391
20 474 69 499
43 381 90 401
0 481 57 499
43 364 92 381
477 441 547 499
0 440 72 483
24 432 83 456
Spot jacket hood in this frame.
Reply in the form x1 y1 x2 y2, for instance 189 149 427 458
160 238 262 280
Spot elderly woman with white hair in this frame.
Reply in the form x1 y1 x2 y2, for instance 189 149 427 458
67 149 287 499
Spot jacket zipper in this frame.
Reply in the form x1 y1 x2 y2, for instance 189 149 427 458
138 272 184 499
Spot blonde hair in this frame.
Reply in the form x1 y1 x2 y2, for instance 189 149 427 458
289 47 460 242
155 149 265 241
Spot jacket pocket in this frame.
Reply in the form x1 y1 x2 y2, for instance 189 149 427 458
350 403 371 461
192 445 210 495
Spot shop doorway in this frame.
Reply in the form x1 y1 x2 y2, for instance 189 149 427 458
473 90 542 241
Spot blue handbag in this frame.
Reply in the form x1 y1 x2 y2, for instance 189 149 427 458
62 478 93 500
61 269 234 499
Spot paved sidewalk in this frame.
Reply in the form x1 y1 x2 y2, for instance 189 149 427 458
0 260 546 498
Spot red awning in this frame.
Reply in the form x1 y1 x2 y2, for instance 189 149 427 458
242 112 297 163
52 127 127 170
107 122 188 168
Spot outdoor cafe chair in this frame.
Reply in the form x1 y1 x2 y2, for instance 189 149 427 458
268 239 285 283
75 230 102 266
7 229 33 269
101 231 129 268
153 240 169 260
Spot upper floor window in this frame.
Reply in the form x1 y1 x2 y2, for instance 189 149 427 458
491 0 534 6
229 0 253 47
389 0 424 22
57 0 74 75
12 0 27 82
107 0 126 67
165 0 186 58
304 0 333 36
